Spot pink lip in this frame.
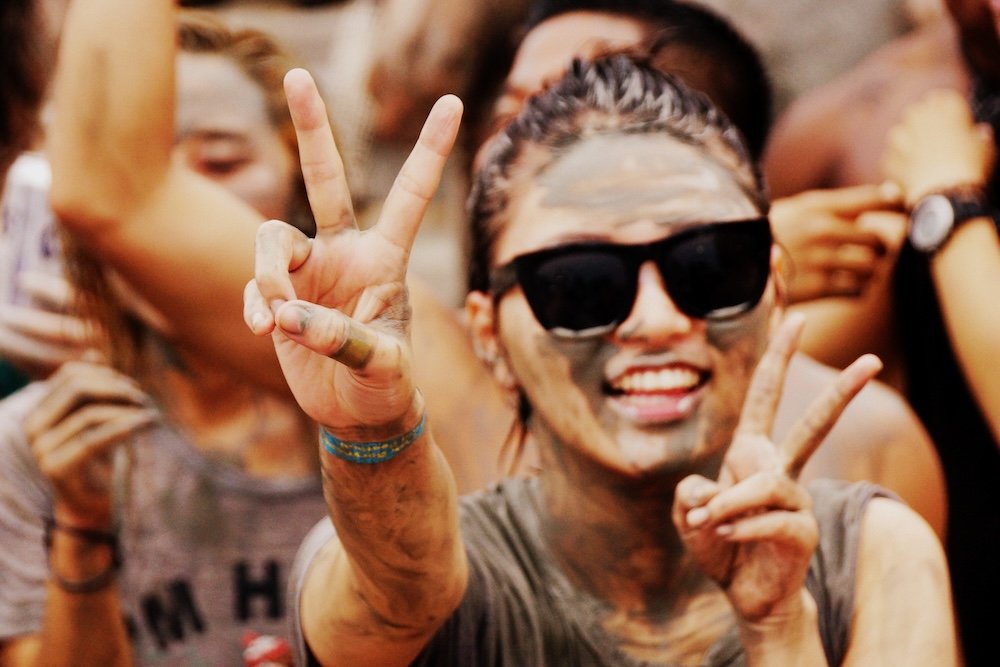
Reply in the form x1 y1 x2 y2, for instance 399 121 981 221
605 364 708 425
609 386 706 425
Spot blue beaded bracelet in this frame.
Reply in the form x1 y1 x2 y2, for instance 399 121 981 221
320 412 427 464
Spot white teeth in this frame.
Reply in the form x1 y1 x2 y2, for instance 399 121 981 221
614 367 700 392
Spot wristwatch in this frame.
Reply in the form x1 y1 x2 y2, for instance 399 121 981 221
908 187 995 254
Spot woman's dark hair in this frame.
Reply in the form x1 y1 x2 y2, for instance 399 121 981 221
0 0 50 180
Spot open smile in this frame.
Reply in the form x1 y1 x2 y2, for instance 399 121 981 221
605 363 709 424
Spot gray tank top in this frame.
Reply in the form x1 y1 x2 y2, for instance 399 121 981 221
292 477 889 666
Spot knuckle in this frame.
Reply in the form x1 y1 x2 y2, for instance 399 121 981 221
393 168 434 204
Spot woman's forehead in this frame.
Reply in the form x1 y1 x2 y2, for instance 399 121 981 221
175 53 271 134
494 133 760 260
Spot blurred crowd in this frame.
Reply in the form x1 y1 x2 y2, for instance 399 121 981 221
0 1 997 665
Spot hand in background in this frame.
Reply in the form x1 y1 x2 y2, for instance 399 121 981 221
0 271 102 379
770 184 903 303
24 361 158 530
883 89 995 203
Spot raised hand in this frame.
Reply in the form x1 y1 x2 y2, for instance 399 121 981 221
24 361 158 530
244 69 462 437
673 314 882 624
883 89 995 204
769 184 903 303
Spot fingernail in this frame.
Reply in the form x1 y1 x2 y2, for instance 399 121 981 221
715 524 734 537
250 312 266 333
276 304 309 335
687 507 710 527
879 181 902 201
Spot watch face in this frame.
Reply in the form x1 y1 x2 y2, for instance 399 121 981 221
910 195 955 252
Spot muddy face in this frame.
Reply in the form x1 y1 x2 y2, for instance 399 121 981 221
490 132 773 478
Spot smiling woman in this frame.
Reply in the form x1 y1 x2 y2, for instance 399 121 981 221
243 55 958 666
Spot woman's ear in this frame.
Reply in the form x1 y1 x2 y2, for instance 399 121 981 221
466 291 517 391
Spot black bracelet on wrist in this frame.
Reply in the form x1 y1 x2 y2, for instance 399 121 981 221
43 517 122 594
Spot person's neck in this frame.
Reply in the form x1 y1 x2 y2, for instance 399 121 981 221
534 430 714 612
142 340 319 478
535 440 734 662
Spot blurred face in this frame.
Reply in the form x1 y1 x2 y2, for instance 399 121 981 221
174 53 294 220
477 12 642 163
480 132 776 478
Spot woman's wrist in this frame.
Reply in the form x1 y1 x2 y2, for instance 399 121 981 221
319 392 428 464
738 589 826 666
44 518 121 594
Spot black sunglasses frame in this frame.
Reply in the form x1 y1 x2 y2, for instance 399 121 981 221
489 217 773 337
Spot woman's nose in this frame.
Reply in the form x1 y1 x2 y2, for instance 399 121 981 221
613 261 700 345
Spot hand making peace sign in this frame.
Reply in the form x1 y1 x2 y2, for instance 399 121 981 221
244 69 462 439
672 314 882 624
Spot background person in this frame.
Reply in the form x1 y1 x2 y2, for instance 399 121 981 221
0 5 328 664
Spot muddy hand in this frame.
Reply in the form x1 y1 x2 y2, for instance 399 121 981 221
243 68 463 437
673 314 881 621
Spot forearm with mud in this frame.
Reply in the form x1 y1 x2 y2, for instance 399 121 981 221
314 409 467 658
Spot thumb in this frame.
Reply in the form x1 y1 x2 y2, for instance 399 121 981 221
274 301 400 375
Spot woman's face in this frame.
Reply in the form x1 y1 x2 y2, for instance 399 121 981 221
480 131 776 478
498 11 642 120
174 53 295 220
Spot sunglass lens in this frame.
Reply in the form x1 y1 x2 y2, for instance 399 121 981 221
519 249 634 334
661 223 771 319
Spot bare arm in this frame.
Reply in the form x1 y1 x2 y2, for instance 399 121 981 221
245 71 467 666
763 87 844 199
883 89 1000 447
48 0 285 393
843 499 957 665
410 279 516 493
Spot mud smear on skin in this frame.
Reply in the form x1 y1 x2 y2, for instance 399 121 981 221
538 134 758 223
701 296 774 462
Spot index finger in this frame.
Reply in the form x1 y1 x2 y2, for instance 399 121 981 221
781 354 883 478
734 313 805 438
285 68 356 235
793 183 903 217
375 94 463 252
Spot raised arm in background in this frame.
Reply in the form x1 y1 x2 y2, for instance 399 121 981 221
48 0 286 393
884 88 1000 447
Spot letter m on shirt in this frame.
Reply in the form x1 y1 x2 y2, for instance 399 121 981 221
141 579 206 650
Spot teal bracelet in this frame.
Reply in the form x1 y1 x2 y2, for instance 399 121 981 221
320 412 427 464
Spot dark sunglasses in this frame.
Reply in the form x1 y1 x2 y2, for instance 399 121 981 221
489 218 773 337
